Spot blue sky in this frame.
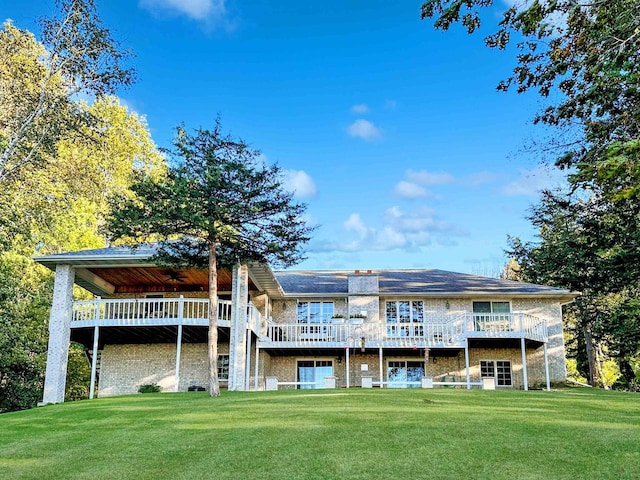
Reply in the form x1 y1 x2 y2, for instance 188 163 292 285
2 0 568 275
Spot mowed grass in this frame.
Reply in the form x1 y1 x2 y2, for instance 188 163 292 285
1 388 639 480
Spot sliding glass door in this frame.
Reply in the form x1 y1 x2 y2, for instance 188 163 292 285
297 360 333 389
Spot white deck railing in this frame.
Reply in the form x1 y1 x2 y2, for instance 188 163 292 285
71 297 260 332
262 312 547 347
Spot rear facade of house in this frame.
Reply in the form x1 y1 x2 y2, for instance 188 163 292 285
36 247 575 403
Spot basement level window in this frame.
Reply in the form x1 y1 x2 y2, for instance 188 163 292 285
480 360 512 387
218 354 229 381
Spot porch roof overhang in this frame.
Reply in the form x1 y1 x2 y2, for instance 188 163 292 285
34 246 284 298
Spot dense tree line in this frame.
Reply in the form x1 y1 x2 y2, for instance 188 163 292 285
0 1 161 412
422 0 640 387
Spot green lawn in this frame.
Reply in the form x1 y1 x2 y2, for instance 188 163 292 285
1 388 638 479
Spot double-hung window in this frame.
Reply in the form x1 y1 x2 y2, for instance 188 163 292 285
386 301 424 337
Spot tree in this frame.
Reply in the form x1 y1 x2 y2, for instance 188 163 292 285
0 96 164 253
421 0 640 199
0 0 134 182
507 192 640 386
421 0 640 388
0 251 51 412
0 94 163 410
107 121 313 396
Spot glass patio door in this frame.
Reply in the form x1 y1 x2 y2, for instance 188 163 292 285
297 360 333 389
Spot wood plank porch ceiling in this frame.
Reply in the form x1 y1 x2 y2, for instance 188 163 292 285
87 266 254 293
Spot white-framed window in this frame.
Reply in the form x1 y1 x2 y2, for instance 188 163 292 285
472 301 511 315
480 360 512 387
218 354 230 381
472 301 511 331
297 360 333 389
385 301 424 337
297 301 334 324
387 360 424 388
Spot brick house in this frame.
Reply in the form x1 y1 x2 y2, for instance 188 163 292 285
35 246 576 403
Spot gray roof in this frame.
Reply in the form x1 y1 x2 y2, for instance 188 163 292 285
274 269 575 298
34 247 574 299
33 245 159 268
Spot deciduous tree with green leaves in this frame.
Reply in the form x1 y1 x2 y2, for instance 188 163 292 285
422 0 640 387
0 0 134 182
421 0 640 198
107 121 313 396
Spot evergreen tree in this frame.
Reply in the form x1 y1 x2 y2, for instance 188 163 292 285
108 121 313 396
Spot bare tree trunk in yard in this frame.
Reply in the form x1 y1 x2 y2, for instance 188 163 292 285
208 241 220 397
584 327 597 387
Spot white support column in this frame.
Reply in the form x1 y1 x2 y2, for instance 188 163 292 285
379 347 384 388
42 264 75 404
254 345 260 391
89 326 99 399
544 343 551 391
245 330 252 391
464 340 471 390
521 337 529 391
89 325 100 400
174 324 183 392
229 264 249 391
346 347 350 388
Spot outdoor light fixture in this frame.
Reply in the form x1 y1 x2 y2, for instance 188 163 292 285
337 356 342 364
360 336 366 353
445 300 450 309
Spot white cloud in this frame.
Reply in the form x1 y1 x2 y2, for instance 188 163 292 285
501 166 567 196
347 119 381 141
393 170 454 199
139 0 225 21
394 181 429 199
312 206 465 254
282 169 318 198
467 171 497 186
344 213 368 239
406 170 455 186
350 104 369 114
384 100 397 110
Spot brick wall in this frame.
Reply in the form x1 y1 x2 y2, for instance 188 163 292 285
98 343 229 397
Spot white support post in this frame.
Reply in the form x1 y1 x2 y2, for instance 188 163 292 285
346 347 350 388
174 324 183 392
245 329 252 391
379 347 384 388
544 343 550 391
177 295 185 321
42 264 75 405
464 340 471 389
89 326 99 399
254 345 260 391
521 337 529 391
229 264 249 391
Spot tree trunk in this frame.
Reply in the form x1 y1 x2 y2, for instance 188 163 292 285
208 241 220 397
584 327 597 387
619 359 636 385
